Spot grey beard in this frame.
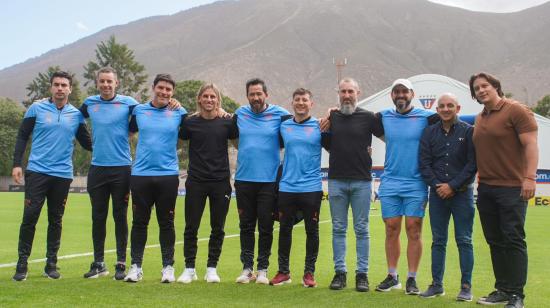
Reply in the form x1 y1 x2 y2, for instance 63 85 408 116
340 104 356 115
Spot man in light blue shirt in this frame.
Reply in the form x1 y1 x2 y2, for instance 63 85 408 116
234 78 290 284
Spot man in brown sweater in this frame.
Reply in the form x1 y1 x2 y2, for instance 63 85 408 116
469 72 538 308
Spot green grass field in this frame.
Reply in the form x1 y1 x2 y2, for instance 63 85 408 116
0 192 548 307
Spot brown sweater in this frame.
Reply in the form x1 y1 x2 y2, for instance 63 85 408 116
473 98 538 187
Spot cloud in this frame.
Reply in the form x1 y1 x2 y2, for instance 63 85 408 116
76 22 89 31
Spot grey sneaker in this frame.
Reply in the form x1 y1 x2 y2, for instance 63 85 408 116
456 285 473 302
419 284 445 298
477 290 510 305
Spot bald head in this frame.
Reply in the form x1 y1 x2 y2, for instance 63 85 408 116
437 93 459 106
436 92 461 123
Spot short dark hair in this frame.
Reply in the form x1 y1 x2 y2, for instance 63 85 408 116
153 73 175 88
292 87 312 99
96 66 118 80
469 72 504 100
50 71 73 86
246 78 267 95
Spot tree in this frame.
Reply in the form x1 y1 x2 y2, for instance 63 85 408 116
83 35 148 101
532 95 550 118
173 80 240 113
24 66 83 108
0 98 25 175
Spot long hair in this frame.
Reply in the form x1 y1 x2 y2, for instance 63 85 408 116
196 82 222 111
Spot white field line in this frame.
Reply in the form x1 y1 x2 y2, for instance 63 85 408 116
0 213 381 269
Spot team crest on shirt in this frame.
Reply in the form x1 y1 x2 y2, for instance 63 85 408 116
93 105 100 112
145 111 152 117
164 110 173 117
286 127 293 133
45 114 53 123
419 95 437 110
263 113 273 120
113 102 121 108
304 126 314 136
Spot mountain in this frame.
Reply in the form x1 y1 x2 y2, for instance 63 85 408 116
1 0 549 112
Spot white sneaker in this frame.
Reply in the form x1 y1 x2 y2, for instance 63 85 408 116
235 268 256 284
124 264 143 282
161 265 175 283
256 270 269 285
177 268 197 284
204 267 221 283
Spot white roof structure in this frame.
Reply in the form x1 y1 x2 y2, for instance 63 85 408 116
321 74 550 172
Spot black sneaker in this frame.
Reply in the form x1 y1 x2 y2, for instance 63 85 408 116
376 274 401 292
355 273 369 292
419 284 445 298
114 263 126 281
329 272 347 290
405 277 420 295
13 263 28 282
83 262 109 279
505 295 524 308
477 290 510 305
44 263 61 279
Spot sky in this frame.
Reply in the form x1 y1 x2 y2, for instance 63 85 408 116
1 0 548 70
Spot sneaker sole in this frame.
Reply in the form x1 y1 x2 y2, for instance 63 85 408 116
406 290 421 295
12 276 27 282
270 279 292 286
236 274 256 284
456 296 473 302
84 271 110 279
303 281 317 288
205 277 221 283
420 292 445 298
256 279 269 285
178 275 198 284
476 299 508 305
329 283 347 290
376 283 402 292
43 273 61 280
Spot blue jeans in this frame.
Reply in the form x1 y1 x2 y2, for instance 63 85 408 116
429 187 474 286
328 179 372 274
